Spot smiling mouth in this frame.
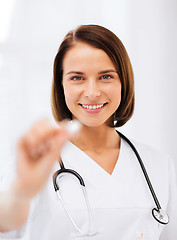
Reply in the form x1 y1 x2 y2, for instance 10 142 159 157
79 103 108 110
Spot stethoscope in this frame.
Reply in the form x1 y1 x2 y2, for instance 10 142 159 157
53 130 169 236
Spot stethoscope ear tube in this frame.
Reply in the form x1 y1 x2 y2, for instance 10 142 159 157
53 163 85 191
117 131 169 225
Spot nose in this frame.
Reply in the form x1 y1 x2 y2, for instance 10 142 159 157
84 79 101 99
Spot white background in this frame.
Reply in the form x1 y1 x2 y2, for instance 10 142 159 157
0 0 177 177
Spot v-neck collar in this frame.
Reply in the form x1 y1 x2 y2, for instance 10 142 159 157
68 137 122 176
59 133 127 191
64 130 121 173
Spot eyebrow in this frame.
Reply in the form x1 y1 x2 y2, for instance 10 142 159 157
65 69 117 76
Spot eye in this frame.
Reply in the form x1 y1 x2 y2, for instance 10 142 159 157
101 75 113 80
70 76 83 81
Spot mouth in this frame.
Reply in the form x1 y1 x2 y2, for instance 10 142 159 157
78 102 108 110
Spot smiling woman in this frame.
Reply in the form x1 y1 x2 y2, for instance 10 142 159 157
51 24 134 128
0 24 176 240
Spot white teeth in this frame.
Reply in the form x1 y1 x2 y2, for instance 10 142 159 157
82 104 104 109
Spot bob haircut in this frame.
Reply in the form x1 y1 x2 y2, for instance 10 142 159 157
51 24 134 127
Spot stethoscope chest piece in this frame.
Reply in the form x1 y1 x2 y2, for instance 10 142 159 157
152 208 169 224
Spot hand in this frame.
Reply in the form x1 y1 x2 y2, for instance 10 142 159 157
12 119 70 200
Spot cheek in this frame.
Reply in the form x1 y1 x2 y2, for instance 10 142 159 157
111 85 122 109
105 83 121 101
63 85 79 106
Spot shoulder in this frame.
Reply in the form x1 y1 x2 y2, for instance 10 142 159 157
118 131 173 175
128 138 171 167
121 135 172 184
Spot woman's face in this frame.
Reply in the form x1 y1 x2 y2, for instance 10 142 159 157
62 42 121 127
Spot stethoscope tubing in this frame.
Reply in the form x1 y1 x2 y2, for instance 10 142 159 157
117 131 161 210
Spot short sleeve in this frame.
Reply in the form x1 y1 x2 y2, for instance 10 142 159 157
0 159 38 240
160 156 177 239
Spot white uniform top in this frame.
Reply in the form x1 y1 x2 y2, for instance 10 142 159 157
0 137 177 240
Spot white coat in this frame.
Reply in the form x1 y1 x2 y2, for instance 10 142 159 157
0 136 177 240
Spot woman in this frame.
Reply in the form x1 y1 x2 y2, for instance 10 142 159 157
0 24 176 239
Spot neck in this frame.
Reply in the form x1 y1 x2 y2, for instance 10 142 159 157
71 124 120 153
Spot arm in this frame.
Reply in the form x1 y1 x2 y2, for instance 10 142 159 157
0 119 70 233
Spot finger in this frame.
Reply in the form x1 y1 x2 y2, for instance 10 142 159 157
24 119 55 147
17 119 82 161
35 129 70 172
33 128 70 160
19 120 62 158
17 127 69 161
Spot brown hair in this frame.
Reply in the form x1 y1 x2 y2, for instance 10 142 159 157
51 24 134 127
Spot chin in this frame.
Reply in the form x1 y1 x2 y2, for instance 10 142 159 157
80 119 110 128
